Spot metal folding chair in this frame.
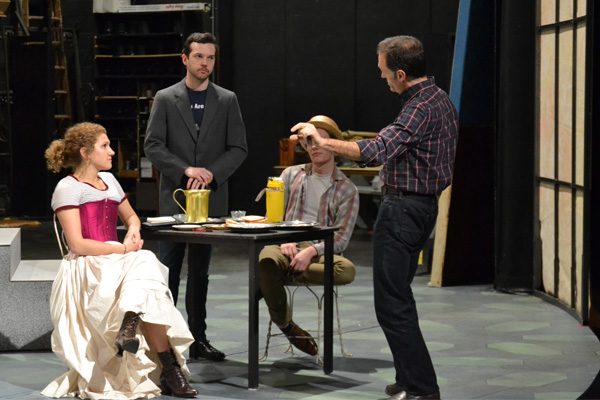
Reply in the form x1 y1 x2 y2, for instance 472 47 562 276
260 282 351 364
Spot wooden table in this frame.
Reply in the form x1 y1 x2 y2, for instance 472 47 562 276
273 165 381 177
134 226 337 389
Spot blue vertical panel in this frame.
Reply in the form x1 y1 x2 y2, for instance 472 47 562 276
449 0 472 116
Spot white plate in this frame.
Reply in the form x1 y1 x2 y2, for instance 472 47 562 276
172 224 204 231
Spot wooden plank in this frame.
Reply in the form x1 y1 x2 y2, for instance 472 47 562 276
429 185 452 287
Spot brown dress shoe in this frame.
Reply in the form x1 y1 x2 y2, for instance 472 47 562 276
401 391 441 399
386 383 405 396
387 391 407 400
115 311 140 357
387 389 440 400
282 321 318 356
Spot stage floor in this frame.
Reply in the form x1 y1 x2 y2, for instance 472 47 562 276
2 225 599 399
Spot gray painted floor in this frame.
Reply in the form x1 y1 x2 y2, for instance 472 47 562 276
3 224 599 399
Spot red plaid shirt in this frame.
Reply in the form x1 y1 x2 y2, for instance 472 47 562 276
357 78 458 195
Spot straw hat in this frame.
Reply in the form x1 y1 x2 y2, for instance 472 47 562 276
306 115 343 140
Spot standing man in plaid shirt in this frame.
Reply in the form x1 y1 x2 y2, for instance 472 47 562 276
291 36 458 400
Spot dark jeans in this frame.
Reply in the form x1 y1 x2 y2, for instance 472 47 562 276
373 192 439 396
159 241 212 342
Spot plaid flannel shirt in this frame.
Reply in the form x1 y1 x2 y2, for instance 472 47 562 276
280 163 359 256
357 77 459 195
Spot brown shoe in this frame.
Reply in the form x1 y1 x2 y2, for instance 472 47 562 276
158 350 198 398
115 311 141 357
282 321 318 356
406 391 440 399
386 383 405 396
387 391 407 400
388 391 441 400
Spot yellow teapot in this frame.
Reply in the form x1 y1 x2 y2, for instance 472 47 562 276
173 189 210 223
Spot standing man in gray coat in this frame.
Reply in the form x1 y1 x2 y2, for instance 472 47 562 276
144 32 248 361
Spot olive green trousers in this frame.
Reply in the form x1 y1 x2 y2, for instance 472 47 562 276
258 242 355 328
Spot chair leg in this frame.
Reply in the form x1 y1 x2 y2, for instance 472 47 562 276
286 285 320 359
265 284 351 363
334 286 352 357
259 318 273 362
261 286 299 358
316 289 324 365
284 285 298 354
317 286 352 361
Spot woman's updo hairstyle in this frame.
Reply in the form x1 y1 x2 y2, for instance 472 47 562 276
45 122 107 173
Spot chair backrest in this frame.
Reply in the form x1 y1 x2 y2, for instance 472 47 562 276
53 213 69 258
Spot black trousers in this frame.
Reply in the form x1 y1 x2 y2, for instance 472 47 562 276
159 241 212 344
373 192 439 396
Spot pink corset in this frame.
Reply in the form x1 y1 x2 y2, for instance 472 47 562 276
79 199 120 242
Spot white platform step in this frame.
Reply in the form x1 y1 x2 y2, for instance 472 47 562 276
11 259 61 282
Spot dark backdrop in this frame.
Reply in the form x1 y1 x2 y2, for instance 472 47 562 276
220 0 459 213
56 0 459 216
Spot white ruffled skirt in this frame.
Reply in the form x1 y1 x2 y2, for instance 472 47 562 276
41 248 194 399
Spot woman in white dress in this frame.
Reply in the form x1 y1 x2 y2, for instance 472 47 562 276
42 122 198 399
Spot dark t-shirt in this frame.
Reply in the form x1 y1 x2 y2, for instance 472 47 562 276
186 87 207 133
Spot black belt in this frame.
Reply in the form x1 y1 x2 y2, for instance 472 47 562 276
381 185 436 200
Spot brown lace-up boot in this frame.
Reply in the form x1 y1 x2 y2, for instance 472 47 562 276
158 350 198 398
115 311 141 357
281 321 318 356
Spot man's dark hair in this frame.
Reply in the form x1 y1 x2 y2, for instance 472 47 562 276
377 35 427 80
183 32 218 56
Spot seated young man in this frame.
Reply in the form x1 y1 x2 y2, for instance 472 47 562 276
259 115 359 355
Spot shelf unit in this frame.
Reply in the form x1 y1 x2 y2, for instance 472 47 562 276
92 3 212 181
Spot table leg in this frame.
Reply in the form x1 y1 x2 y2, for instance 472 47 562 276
323 231 333 374
248 243 260 389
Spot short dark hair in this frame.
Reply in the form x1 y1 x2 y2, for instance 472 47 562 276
377 36 426 80
183 32 218 56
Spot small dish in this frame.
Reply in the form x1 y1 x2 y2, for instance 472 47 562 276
230 210 246 219
173 214 188 223
172 224 203 231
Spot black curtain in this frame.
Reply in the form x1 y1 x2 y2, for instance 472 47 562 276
494 0 536 292
440 0 495 286
11 36 57 217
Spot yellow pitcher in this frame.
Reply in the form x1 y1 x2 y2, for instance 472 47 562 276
172 189 210 223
